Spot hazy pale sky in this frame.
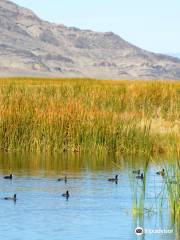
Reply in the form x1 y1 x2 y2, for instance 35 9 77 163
13 0 180 54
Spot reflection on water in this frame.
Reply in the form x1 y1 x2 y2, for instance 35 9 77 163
0 152 178 240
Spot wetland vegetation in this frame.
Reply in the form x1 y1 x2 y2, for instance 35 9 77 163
0 77 180 156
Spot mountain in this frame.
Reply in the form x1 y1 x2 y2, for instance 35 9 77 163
0 0 180 79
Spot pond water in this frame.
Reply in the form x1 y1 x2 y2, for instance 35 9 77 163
0 152 179 240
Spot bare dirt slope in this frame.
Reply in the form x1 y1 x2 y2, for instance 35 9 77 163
0 0 180 79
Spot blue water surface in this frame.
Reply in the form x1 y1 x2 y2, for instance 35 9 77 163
0 153 177 240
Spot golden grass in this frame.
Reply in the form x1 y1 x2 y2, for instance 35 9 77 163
0 77 180 154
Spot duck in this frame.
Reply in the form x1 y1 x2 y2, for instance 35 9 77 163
132 170 140 175
58 176 67 183
4 194 16 201
3 174 13 179
62 190 69 198
156 169 165 176
108 175 118 182
136 173 144 180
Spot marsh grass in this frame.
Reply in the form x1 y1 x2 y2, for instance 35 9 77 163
129 158 180 236
162 162 180 234
130 157 153 217
0 77 180 154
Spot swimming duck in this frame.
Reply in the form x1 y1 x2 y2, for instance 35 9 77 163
4 194 16 201
108 175 118 182
62 190 69 198
3 174 13 179
136 173 144 180
58 176 67 183
156 169 165 176
132 170 140 175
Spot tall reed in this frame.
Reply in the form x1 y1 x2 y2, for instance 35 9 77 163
0 78 180 154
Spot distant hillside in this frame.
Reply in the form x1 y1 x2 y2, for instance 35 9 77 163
0 0 180 79
169 53 180 59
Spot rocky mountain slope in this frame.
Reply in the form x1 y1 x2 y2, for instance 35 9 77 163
0 0 180 79
170 53 180 59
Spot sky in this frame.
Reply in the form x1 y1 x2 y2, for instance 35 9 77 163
13 0 180 54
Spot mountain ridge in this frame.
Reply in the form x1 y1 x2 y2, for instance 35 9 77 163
0 0 180 79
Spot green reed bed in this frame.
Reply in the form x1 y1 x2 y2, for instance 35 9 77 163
162 162 180 234
0 78 180 154
125 156 179 237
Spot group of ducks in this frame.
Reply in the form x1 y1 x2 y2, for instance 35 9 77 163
132 168 165 180
3 174 70 201
58 176 69 198
2 169 165 201
107 168 165 183
106 168 164 183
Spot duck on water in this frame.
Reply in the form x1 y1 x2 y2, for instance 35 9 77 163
132 170 140 175
4 174 13 179
136 173 144 180
58 176 67 183
62 191 70 199
4 194 17 201
156 169 165 176
108 175 118 182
